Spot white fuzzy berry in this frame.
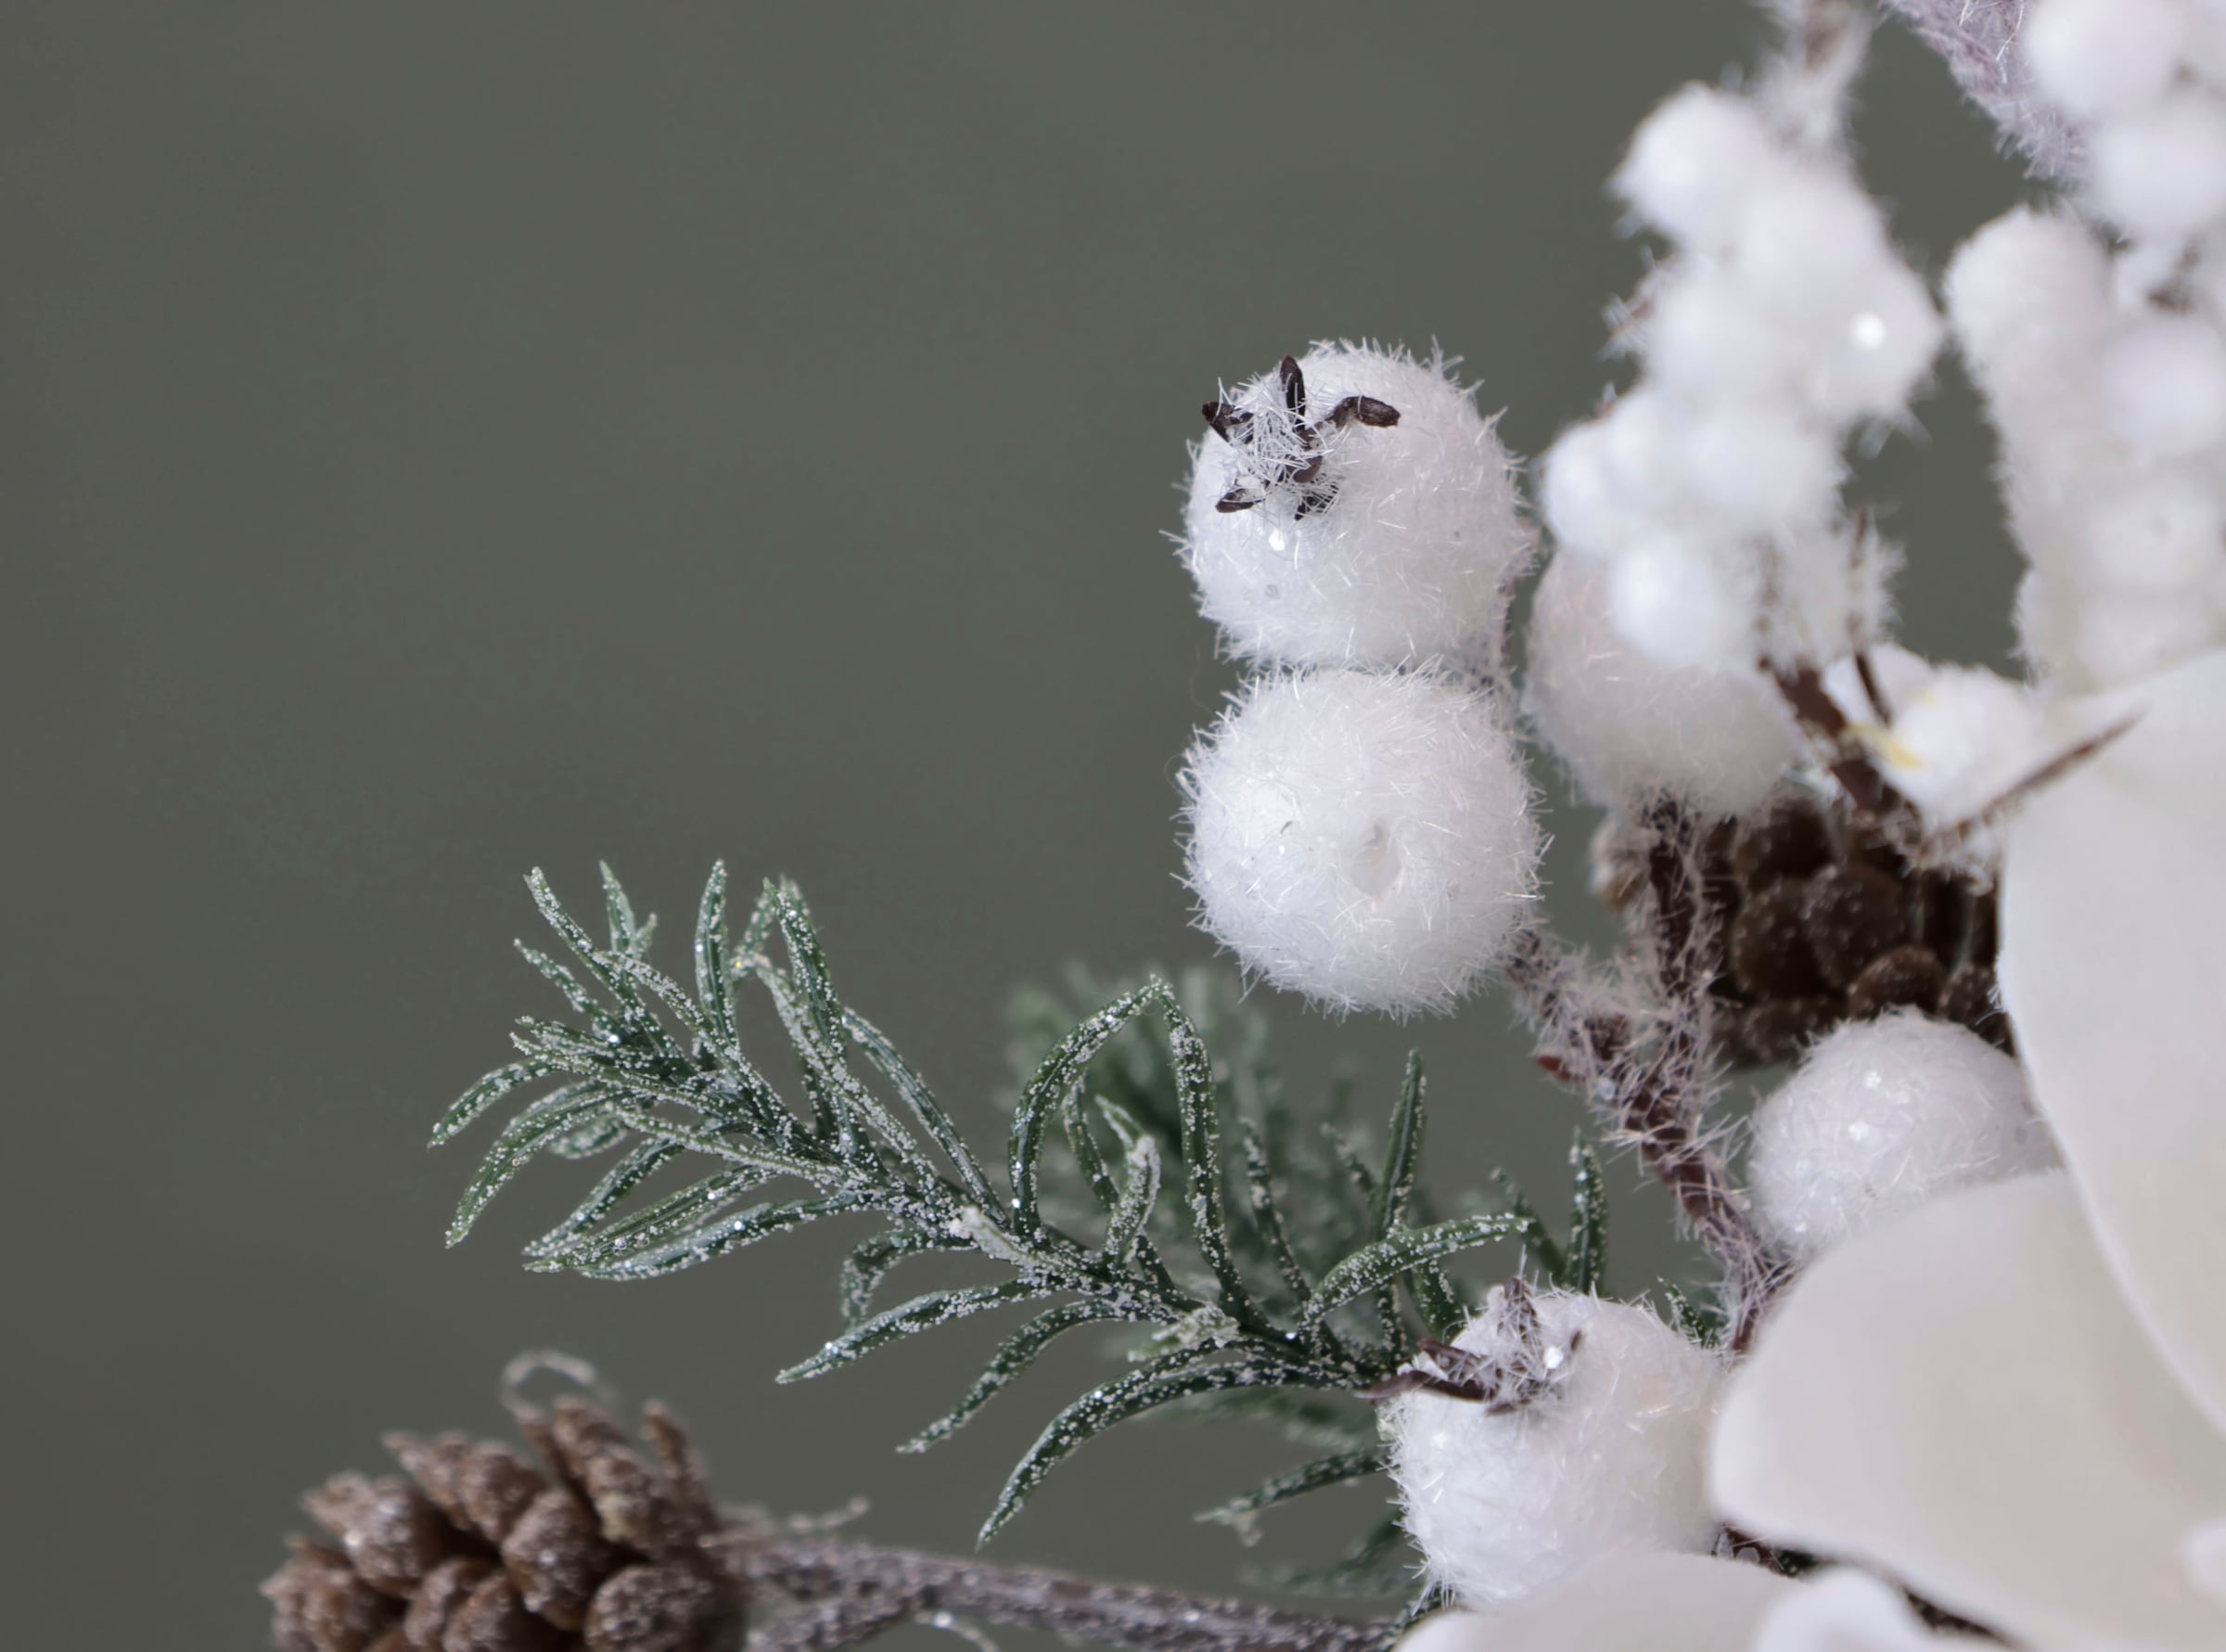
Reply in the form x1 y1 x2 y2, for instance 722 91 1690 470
1179 670 1540 1018
2100 312 2226 458
1182 343 1530 672
1797 258 1944 422
1746 1011 2056 1264
1947 208 2114 390
1525 552 1798 817
1537 416 1635 559
2089 91 2226 242
1679 403 1841 533
1387 1288 1724 1608
1733 174 1892 316
1645 270 1800 404
2079 470 2226 594
1615 84 1788 250
2024 0 2189 122
1606 538 1755 670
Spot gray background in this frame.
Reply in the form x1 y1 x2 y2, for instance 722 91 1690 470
5 5 2026 1645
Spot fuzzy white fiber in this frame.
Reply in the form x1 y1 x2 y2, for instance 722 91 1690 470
1182 342 1531 673
1387 1289 1725 1609
1746 1010 2056 1264
1525 551 1798 817
1179 671 1540 1018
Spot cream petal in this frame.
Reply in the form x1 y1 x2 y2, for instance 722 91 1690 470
2000 647 2226 1433
1751 1570 1950 1651
1397 1554 1795 1652
1711 1174 2226 1650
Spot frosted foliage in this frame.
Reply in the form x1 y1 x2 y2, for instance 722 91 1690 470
1180 671 1541 1018
1388 1290 1724 1608
1525 552 1797 817
1550 83 1938 674
1747 1011 2055 1264
1183 342 1530 672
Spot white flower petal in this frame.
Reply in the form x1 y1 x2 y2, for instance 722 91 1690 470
1752 1570 1947 1652
1711 1174 2226 1650
1397 1553 1794 1652
2000 647 2226 1433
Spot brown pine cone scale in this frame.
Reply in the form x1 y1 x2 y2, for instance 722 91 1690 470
266 1400 741 1652
1700 794 2014 1067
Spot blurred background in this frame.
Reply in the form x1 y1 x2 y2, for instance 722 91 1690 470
4 3 2029 1645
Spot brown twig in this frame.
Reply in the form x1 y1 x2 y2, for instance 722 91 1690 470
1502 803 1780 1349
716 1530 1390 1652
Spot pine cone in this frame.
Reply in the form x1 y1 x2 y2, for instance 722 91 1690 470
263 1400 743 1652
1699 796 2013 1068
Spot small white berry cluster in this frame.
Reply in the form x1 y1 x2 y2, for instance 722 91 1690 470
1175 343 1541 1018
1950 0 2226 695
1539 83 1940 679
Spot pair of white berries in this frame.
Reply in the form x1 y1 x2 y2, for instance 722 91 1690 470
1385 1011 2054 1612
1177 343 1542 1018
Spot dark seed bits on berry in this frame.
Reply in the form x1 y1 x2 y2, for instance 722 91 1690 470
1848 945 1948 1018
1730 882 1827 997
1800 864 1912 990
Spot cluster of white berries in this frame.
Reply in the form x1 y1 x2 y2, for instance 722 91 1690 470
1946 0 2226 695
1745 1009 2057 1265
1385 1287 1724 1608
1539 84 1938 681
1177 344 1542 1017
1524 83 1943 821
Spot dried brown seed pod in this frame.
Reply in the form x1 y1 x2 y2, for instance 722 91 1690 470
1730 882 1826 997
447 1571 569 1652
304 1474 454 1596
1721 993 1844 1067
263 1539 403 1652
503 1487 625 1631
1848 944 1949 1018
269 1402 743 1652
1729 797 1834 886
403 1556 497 1647
1799 864 1912 990
1964 890 2000 967
583 1563 741 1652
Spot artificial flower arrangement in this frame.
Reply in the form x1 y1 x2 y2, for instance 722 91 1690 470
264 3 2226 1649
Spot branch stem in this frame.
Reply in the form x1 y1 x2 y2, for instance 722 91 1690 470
716 1529 1389 1652
1502 803 1778 1348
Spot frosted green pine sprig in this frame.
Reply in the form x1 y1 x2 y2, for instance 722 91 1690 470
437 864 1606 1554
